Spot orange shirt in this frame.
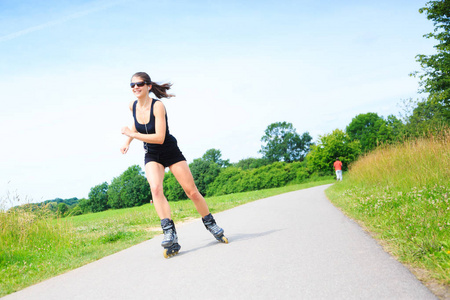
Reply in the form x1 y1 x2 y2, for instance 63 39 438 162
334 160 342 171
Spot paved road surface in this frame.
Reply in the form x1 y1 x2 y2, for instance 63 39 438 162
3 185 437 300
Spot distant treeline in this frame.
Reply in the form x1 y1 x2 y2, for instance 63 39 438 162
42 198 79 207
10 197 80 217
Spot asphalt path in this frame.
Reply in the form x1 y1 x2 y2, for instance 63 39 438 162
3 184 437 300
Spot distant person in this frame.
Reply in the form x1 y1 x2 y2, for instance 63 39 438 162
334 158 343 181
120 72 228 258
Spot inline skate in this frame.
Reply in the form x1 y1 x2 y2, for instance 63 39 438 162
161 218 181 258
202 213 228 243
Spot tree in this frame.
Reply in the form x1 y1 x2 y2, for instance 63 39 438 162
189 158 221 196
307 129 361 175
56 203 68 217
346 113 388 152
88 182 109 212
202 148 231 168
260 122 312 163
78 198 92 214
107 165 151 209
412 0 450 119
384 114 406 141
184 148 229 196
346 113 406 151
404 99 450 135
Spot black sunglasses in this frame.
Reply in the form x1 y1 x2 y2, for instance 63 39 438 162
130 81 148 88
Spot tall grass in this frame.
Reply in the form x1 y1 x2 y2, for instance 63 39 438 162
348 132 449 189
0 178 334 297
0 204 76 295
326 131 450 288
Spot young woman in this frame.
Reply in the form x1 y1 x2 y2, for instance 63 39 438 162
120 72 228 258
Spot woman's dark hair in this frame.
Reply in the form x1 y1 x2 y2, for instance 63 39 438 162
131 72 175 99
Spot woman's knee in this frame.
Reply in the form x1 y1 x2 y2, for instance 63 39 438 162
185 187 202 201
150 184 164 198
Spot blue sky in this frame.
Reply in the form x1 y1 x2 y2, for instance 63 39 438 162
0 0 435 207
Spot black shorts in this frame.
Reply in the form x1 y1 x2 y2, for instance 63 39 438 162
144 145 186 168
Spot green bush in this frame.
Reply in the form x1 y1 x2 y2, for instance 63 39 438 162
207 167 246 196
233 157 270 170
68 205 83 217
163 171 186 201
207 161 312 196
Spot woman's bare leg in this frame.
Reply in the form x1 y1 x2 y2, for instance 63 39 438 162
145 162 171 219
169 160 210 217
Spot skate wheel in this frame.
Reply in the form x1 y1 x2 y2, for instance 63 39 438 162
164 250 179 258
163 246 180 259
221 236 228 244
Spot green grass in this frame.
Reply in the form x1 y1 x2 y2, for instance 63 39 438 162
326 132 450 288
0 178 333 297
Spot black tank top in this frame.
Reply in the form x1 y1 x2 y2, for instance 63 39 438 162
132 99 177 152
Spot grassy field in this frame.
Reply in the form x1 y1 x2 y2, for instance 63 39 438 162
326 132 449 294
0 178 334 297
